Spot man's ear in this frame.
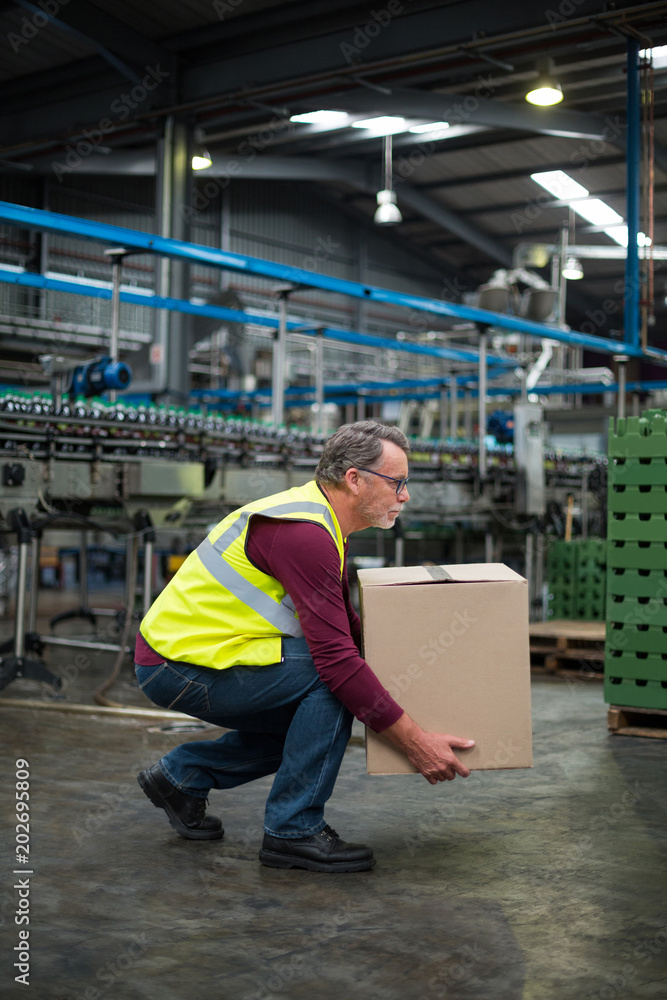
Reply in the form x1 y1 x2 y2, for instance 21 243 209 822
343 467 360 494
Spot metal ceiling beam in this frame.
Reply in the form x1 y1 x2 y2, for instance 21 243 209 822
300 86 616 141
0 0 644 150
415 157 626 191
11 1 147 87
0 200 665 363
52 150 515 268
39 0 175 71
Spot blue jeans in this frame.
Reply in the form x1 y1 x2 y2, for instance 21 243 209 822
135 637 353 838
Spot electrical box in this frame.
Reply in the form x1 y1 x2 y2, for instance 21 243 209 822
513 403 545 515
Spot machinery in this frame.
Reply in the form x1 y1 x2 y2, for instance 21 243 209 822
0 389 606 694
40 354 132 407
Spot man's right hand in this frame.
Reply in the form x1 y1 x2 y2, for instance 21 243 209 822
381 712 475 784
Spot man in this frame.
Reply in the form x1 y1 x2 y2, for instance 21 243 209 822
135 420 474 872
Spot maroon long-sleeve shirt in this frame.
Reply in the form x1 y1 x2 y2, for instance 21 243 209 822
135 516 403 733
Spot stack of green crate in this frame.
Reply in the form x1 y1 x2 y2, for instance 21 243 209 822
546 540 578 619
573 539 607 619
546 538 606 620
605 409 667 710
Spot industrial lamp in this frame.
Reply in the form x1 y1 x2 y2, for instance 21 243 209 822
374 134 402 226
561 256 584 280
525 60 563 106
192 129 212 170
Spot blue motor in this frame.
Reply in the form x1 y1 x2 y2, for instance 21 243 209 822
487 410 514 444
69 356 132 397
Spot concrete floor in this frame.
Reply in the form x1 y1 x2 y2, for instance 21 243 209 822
1 594 667 1000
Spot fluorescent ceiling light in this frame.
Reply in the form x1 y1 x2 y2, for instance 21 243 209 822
603 227 652 248
290 110 349 127
640 45 667 69
573 199 623 227
351 116 406 134
530 170 589 200
408 121 450 133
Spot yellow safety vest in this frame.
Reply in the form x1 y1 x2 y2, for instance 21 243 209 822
140 480 345 670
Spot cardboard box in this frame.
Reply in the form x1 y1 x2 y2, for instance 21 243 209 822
358 563 533 774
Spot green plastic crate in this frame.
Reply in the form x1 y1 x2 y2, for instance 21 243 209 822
609 457 667 486
607 540 667 570
608 412 667 459
609 484 667 514
604 675 667 710
605 650 667 682
607 568 667 599
608 513 667 543
606 623 667 654
606 594 667 627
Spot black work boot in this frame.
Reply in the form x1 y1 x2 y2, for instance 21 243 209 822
259 824 375 872
138 763 224 841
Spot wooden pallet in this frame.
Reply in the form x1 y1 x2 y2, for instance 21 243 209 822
607 705 667 739
530 619 605 678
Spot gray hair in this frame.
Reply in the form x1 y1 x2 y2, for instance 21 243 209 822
315 420 410 486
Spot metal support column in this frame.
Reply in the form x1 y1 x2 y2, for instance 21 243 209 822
154 115 192 403
153 116 173 394
0 510 61 692
525 532 534 608
558 223 569 329
137 512 156 619
615 354 628 419
449 374 458 440
440 380 449 439
272 291 289 426
625 37 641 351
464 388 473 440
313 330 325 435
478 328 488 480
27 534 40 635
105 249 127 403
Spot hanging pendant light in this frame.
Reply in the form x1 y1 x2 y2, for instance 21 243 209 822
561 256 584 280
525 59 564 106
374 133 402 226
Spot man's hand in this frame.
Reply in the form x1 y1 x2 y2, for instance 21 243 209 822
381 712 475 784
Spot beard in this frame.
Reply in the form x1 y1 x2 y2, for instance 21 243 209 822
357 492 401 530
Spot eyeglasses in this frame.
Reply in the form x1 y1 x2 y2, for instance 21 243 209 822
356 467 410 495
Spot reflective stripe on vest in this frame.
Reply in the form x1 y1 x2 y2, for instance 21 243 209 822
197 536 304 637
196 499 337 637
140 481 344 670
